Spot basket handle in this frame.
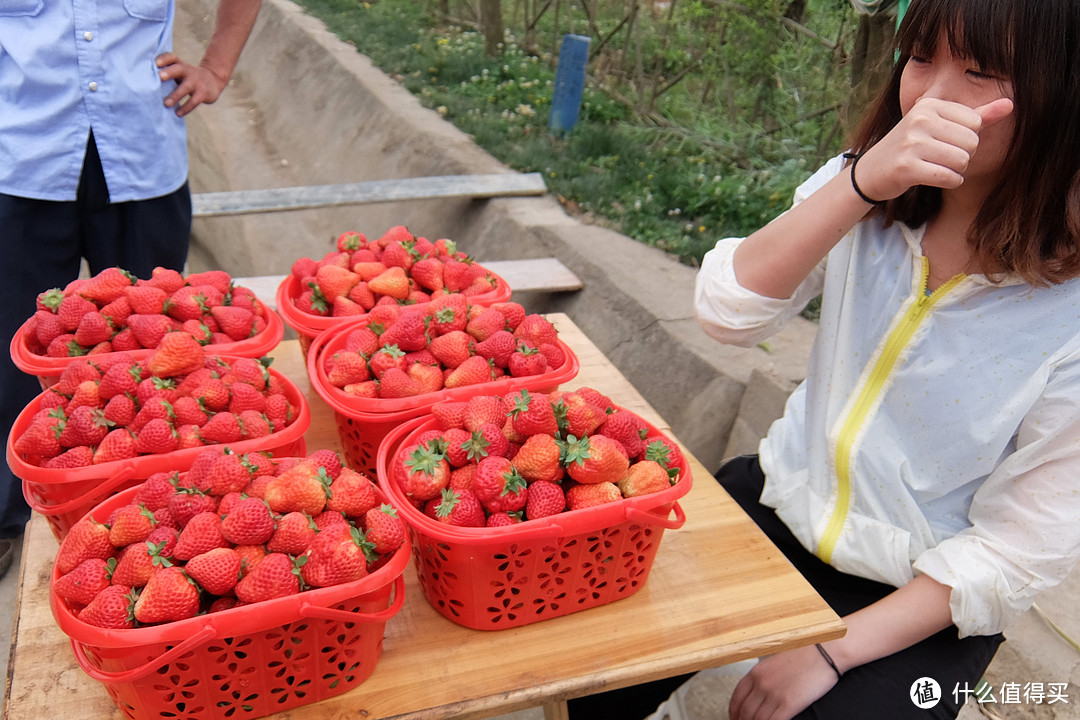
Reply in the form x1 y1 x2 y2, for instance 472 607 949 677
299 575 405 623
625 501 686 530
69 624 217 684
21 464 138 516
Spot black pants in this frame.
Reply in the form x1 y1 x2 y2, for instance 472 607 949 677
0 132 191 538
567 455 1003 720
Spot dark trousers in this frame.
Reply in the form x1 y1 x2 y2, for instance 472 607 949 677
568 455 1003 720
0 132 191 538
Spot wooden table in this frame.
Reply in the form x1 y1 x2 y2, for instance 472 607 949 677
3 313 844 720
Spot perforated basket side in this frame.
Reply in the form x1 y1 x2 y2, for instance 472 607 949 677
332 409 425 481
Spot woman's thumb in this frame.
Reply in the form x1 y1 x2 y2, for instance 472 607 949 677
977 98 1014 128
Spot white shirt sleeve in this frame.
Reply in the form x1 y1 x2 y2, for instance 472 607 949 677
914 350 1080 636
693 156 845 347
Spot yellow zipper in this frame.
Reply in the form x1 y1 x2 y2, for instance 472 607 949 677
817 258 965 563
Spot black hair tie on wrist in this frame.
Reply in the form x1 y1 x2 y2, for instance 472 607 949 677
816 643 844 681
842 151 883 205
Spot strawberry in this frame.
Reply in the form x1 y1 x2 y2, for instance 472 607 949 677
301 525 372 588
127 313 176 348
98 361 142 400
56 293 97 332
513 433 564 484
81 267 135 304
444 355 495 388
407 362 444 394
432 488 486 527
185 547 243 596
380 310 430 352
428 294 469 334
316 264 360 300
486 511 523 527
474 330 517 368
465 307 507 342
538 342 566 369
326 468 379 519
98 296 133 328
429 330 475 368
431 400 468 430
193 378 231 412
490 301 527 331
236 552 303 602
56 517 114 574
184 270 233 295
210 305 257 341
377 224 414 246
111 536 175 588
206 452 253 496
474 423 510 459
442 258 478 292
402 443 451 501
108 503 158 547
509 389 558 437
66 380 103 411
291 256 319 281
363 503 407 553
228 356 270 390
508 343 549 377
296 287 329 316
472 456 528 514
369 345 407 379
462 394 508 432
13 413 64 459
441 427 474 467
266 511 318 555
93 428 139 464
598 409 648 458
58 405 110 448
228 381 267 414
351 261 389 282
43 445 95 468
78 584 137 629
410 257 444 291
146 331 206 377
264 461 332 515
199 411 243 444
524 480 566 520
166 487 218 527
367 266 410 299
556 392 608 439
221 497 275 545
134 418 179 455
514 315 559 347
125 284 168 315
378 367 422 398
380 240 415 271
336 230 367 252
172 511 229 561
560 434 630 485
146 267 186 294
133 472 179 511
32 309 64 348
618 460 672 497
239 410 273 439
566 481 623 510
134 566 200 624
73 311 113 347
54 358 101 394
167 285 223 322
55 557 116 607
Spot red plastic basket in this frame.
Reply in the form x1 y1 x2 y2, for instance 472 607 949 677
50 483 409 720
10 364 310 542
276 271 512 358
375 412 692 631
306 315 580 479
10 304 285 389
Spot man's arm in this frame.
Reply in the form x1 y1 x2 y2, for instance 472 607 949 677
156 0 262 117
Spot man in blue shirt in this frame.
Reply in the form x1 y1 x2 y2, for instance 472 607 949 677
0 0 262 574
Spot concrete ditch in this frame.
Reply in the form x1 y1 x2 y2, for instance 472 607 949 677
175 0 816 476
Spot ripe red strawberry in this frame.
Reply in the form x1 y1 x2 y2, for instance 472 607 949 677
431 488 485 528
490 301 526 331
378 367 422 398
367 266 410 299
444 355 495 389
99 295 133 328
166 487 218 527
486 511 523 527
264 461 332 515
206 452 253 496
239 410 272 439
185 547 243 596
472 456 528 514
363 503 407 553
78 584 137 629
134 418 178 455
381 310 430 352
146 267 186 294
561 434 630 485
465 307 506 342
440 427 473 467
351 261 388 282
474 330 517 368
431 400 468 430
228 381 267 414
125 284 168 315
185 270 232 295
57 517 114 574
566 481 623 510
32 309 64 349
410 257 444 291
301 525 372 588
315 264 360 301
266 511 318 555
136 376 179 407
108 503 159 546
55 557 116 607
402 443 451 501
207 305 255 341
442 258 478 292
513 434 564 484
98 361 142 400
369 345 407 379
429 330 474 368
111 535 175 588
43 445 96 468
336 230 367 252
146 332 206 378
639 436 686 480
134 566 200 624
54 358 102 394
234 544 267 577
538 342 566 369
525 480 566 520
46 333 83 357
13 414 64 459
462 394 508 432
192 378 230 413
236 552 303 602
221 497 275 545
508 343 549 377
172 511 229 562
514 314 559 347
56 293 97 332
73 311 113 347
58 405 110 448
199 411 243 444
618 460 672 497
326 468 379 519
598 409 648 458
407 362 444 395
93 428 139 464
556 392 608 439
509 389 558 437
428 294 469 334
167 285 222 322
66 379 103 411
296 287 329 316
127 313 175 348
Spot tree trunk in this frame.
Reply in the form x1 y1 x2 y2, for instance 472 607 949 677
480 0 504 57
846 11 896 129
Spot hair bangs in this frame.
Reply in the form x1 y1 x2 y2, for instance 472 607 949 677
898 0 1015 78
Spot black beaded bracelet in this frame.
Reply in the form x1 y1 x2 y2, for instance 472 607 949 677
816 643 843 680
842 151 882 205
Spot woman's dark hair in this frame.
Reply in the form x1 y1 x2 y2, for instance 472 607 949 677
849 0 1080 285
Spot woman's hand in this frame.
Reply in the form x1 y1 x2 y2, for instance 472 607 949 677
853 97 1014 202
729 644 839 720
155 53 230 118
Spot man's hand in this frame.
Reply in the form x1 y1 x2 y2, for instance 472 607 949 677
156 53 229 118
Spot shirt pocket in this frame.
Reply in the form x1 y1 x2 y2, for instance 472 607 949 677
123 0 169 22
0 0 43 16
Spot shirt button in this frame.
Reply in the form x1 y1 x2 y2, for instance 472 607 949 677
83 31 93 41
88 81 98 92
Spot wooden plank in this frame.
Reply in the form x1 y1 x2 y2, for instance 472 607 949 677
4 314 844 720
232 258 583 311
191 173 547 218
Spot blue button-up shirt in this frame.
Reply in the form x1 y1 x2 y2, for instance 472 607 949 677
0 0 188 202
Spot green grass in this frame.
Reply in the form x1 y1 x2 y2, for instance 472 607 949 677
294 0 841 268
